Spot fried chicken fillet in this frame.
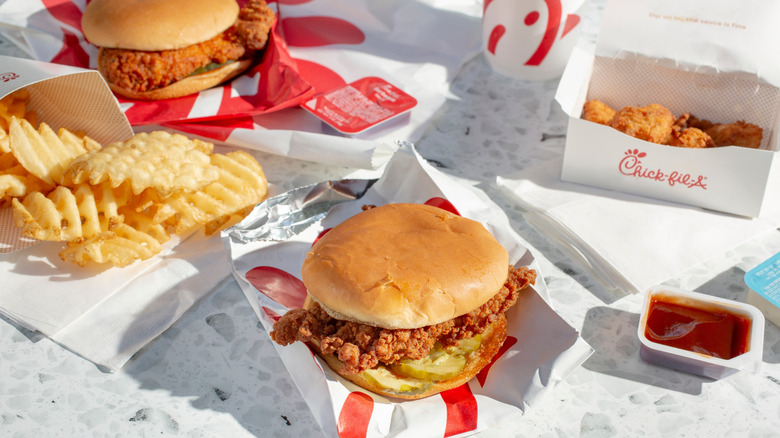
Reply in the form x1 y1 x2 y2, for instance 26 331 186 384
272 265 536 375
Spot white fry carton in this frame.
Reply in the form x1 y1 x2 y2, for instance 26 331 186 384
1 55 133 253
556 0 780 218
0 55 132 145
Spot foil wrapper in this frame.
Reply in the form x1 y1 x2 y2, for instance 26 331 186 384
227 179 376 243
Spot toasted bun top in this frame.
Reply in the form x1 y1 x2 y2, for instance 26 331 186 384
302 203 509 329
82 0 239 50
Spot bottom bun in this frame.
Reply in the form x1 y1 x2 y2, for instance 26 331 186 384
105 59 252 101
310 314 508 401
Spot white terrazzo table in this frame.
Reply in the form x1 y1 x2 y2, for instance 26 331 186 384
1 2 779 436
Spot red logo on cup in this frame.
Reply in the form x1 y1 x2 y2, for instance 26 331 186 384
486 0 581 65
618 149 708 189
0 72 19 83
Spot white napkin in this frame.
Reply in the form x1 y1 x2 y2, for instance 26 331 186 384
0 227 229 372
497 159 780 294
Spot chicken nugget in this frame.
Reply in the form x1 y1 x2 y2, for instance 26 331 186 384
582 99 616 125
704 120 763 149
673 113 691 130
608 104 675 144
667 127 715 149
685 115 715 132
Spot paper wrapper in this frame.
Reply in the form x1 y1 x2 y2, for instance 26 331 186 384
0 0 483 169
0 228 230 372
223 144 594 437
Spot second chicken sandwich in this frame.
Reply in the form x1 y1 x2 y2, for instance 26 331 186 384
81 0 275 100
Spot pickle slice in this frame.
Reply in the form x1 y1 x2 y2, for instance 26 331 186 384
389 335 482 381
361 334 484 392
390 352 466 380
361 366 429 393
446 334 482 355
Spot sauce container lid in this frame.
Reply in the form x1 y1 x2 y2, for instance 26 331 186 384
301 76 417 135
744 251 780 327
637 285 765 379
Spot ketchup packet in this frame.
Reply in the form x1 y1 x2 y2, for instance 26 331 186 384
301 77 417 135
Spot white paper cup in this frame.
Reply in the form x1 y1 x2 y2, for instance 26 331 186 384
482 0 587 81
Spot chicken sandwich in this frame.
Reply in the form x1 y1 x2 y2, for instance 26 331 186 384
271 203 536 400
81 0 275 100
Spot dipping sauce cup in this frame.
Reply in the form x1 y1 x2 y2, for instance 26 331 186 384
637 286 764 379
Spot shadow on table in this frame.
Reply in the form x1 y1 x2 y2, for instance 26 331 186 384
693 267 780 365
0 313 45 343
119 274 321 438
579 305 707 396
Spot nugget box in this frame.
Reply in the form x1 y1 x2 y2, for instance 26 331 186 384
555 0 780 218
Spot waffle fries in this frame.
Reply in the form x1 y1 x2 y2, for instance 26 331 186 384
1 93 48 205
0 89 36 140
4 113 269 267
59 223 164 267
62 131 219 197
8 118 98 186
154 151 269 234
12 181 128 241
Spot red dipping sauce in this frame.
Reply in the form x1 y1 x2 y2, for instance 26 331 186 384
644 296 752 359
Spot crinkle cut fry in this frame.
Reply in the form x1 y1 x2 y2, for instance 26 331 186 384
0 164 54 204
152 150 268 235
8 117 96 186
11 181 130 241
61 131 218 197
59 223 163 267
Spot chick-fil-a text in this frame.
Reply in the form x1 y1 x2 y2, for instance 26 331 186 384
619 150 707 189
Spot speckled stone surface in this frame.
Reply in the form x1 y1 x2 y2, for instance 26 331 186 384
2 1 779 436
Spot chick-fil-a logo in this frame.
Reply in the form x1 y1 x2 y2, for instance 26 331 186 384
485 0 580 65
619 149 708 189
0 72 19 83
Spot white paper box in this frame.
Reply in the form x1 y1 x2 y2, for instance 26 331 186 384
555 0 780 218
